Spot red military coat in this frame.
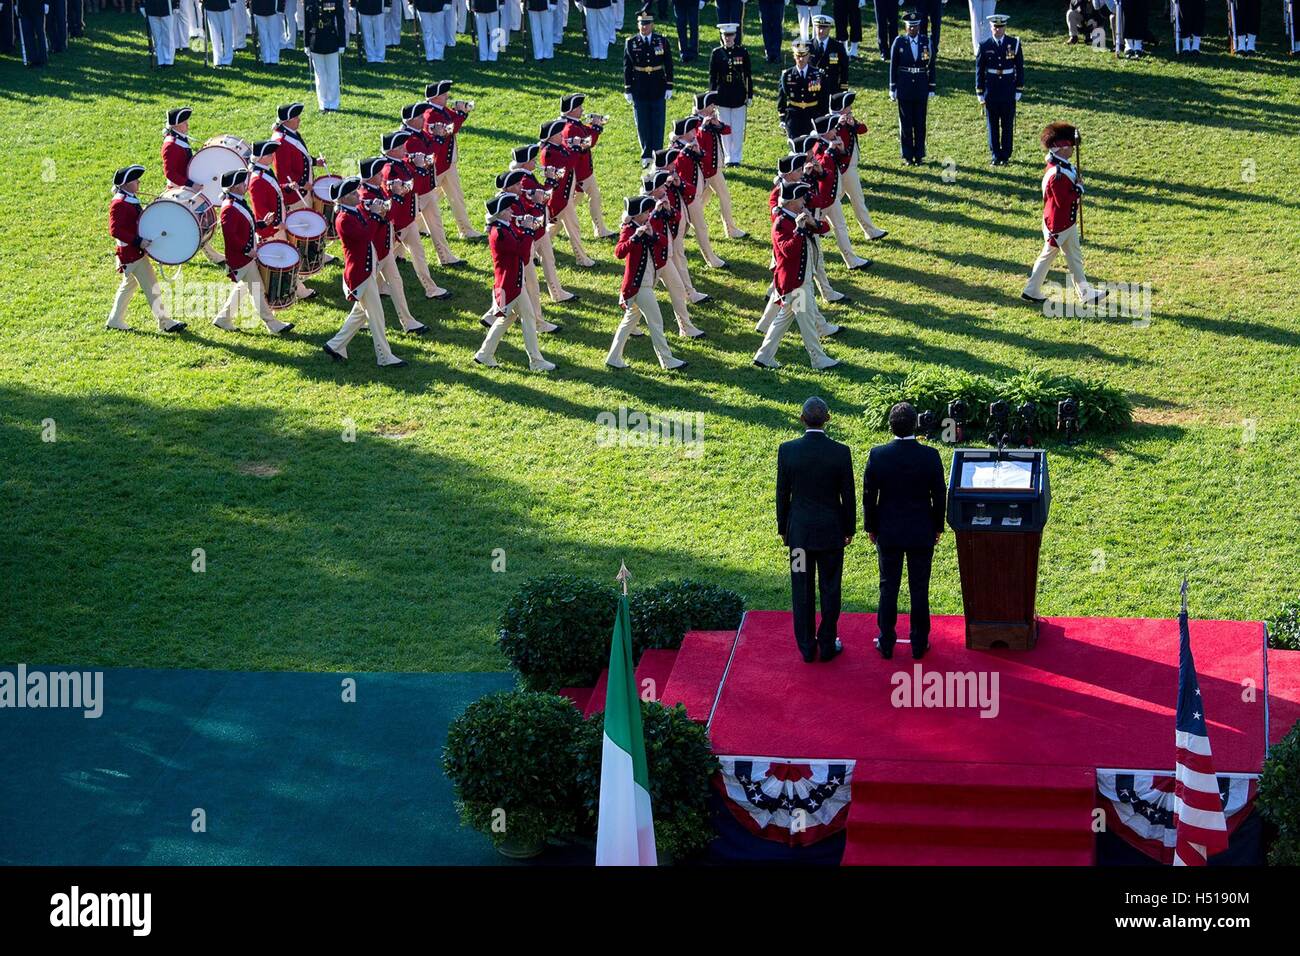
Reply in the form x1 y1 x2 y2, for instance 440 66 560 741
425 103 467 172
648 208 672 267
833 118 868 161
615 221 659 302
806 147 842 210
672 145 703 205
248 165 286 240
358 183 395 260
271 123 313 207
1042 156 1083 245
109 192 147 269
219 194 257 274
539 143 578 217
560 116 603 183
335 203 377 300
381 157 419 231
697 118 730 180
162 131 194 189
489 219 537 310
771 209 828 297
401 124 436 196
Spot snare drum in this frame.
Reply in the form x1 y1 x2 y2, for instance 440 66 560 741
138 186 216 265
312 175 342 240
190 136 252 204
256 240 301 310
285 209 328 277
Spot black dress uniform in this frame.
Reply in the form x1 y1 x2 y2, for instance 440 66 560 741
709 36 753 107
16 0 47 66
975 27 1023 165
809 32 849 96
625 27 675 163
833 0 862 49
873 0 898 59
304 0 346 110
778 63 828 140
1 0 15 56
889 30 933 164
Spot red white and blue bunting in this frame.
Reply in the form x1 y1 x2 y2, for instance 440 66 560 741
1096 770 1257 865
715 757 855 847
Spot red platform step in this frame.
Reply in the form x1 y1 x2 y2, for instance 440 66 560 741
583 649 680 718
660 630 737 722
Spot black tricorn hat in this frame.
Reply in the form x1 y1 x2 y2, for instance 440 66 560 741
113 164 146 187
777 153 807 174
220 168 249 190
331 176 362 202
496 169 529 190
277 102 305 122
485 193 516 217
653 147 680 168
166 106 192 127
625 195 655 217
251 139 280 159
402 102 433 122
560 93 586 113
780 181 813 202
358 156 385 179
512 143 540 165
426 80 453 98
829 90 856 111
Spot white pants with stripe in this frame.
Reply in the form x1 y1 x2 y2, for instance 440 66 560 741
150 15 177 65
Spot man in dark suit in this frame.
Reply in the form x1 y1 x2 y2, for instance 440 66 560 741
776 397 857 663
863 402 946 660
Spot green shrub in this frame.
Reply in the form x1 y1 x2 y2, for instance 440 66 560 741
575 701 721 862
1267 600 1300 651
863 365 1132 439
629 579 745 656
1259 719 1300 865
442 690 586 849
497 574 619 690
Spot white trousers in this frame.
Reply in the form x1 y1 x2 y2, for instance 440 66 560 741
528 9 553 57
686 194 724 266
107 259 174 329
585 6 612 57
795 3 822 40
309 51 341 110
455 0 467 33
396 221 444 297
232 0 250 45
216 260 287 331
477 294 546 366
385 0 403 42
968 0 996 55
283 0 300 46
609 273 681 368
533 228 571 299
505 0 521 30
327 275 399 364
207 9 235 65
150 15 177 65
375 253 419 328
701 171 742 237
256 14 282 62
418 8 448 58
552 205 594 264
1024 224 1095 299
476 10 501 59
416 191 456 264
657 253 701 334
360 12 386 60
717 105 746 164
754 278 834 368
577 175 611 236
842 145 884 239
551 0 567 38
435 164 479 237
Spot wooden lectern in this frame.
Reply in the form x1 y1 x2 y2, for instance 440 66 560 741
946 450 1051 650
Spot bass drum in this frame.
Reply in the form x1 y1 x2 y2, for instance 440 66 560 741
138 192 208 265
190 136 252 204
256 240 301 310
311 175 343 240
284 209 328 277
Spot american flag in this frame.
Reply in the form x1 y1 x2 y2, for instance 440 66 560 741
1172 582 1229 866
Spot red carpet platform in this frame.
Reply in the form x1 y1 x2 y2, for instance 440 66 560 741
656 611 1299 866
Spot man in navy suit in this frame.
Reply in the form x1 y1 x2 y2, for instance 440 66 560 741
776 397 857 664
863 402 947 660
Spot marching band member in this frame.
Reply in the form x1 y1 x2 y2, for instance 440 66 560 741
474 194 556 371
413 0 451 60
357 156 429 334
890 12 934 166
248 139 316 299
975 14 1022 166
509 143 578 303
671 116 727 269
144 0 179 67
607 195 689 370
252 0 284 62
1022 122 1107 308
356 0 386 61
647 161 708 332
202 0 236 66
539 119 598 268
304 0 346 112
106 166 186 334
654 150 706 308
323 176 407 367
380 129 451 302
624 10 674 168
213 168 294 335
826 91 888 242
708 23 752 167
425 82 484 241
495 169 561 333
807 121 872 270
809 15 849 98
693 91 745 239
161 107 226 265
558 94 617 240
271 103 325 210
753 181 840 371
779 39 828 140
402 103 465 268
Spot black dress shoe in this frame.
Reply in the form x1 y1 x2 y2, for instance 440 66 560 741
556 293 580 304
277 323 295 335
162 322 187 334
802 650 817 664
911 643 929 660
323 344 344 362
1021 292 1047 304
874 636 893 660
479 317 492 329
752 360 777 370
433 290 454 300
819 639 843 663
829 296 854 306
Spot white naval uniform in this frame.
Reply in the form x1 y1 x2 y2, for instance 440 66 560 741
255 12 283 61
476 5 501 59
385 0 403 43
795 1 823 40
527 5 553 58
150 4 178 65
585 4 612 58
967 0 996 54
417 6 448 58
717 104 747 164
206 8 236 64
360 11 386 58
309 48 343 110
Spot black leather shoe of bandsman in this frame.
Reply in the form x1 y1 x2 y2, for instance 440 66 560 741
323 344 344 362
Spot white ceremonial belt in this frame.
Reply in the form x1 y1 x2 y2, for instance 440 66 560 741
986 68 1016 75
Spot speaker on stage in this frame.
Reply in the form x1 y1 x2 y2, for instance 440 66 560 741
946 449 1051 650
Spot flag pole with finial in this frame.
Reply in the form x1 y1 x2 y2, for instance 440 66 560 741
616 560 631 596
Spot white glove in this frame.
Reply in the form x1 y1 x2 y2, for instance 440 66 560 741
889 91 897 101
625 92 634 104
665 90 674 101
1015 92 1022 102
928 91 936 99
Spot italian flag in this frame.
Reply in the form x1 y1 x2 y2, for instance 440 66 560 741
595 592 657 866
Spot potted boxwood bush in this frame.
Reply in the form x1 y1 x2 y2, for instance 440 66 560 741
442 690 586 858
575 700 720 863
1259 718 1300 865
497 575 619 691
629 579 745 657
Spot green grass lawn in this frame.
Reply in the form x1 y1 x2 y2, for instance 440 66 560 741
2 2 1298 672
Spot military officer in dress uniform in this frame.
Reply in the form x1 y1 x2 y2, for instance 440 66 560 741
161 107 226 265
322 176 407 367
709 23 752 167
106 165 185 333
872 0 898 60
607 195 689 370
889 12 933 165
624 10 675 167
809 14 849 97
779 39 828 140
1022 122 1106 309
304 0 346 112
975 13 1022 166
756 0 784 62
213 168 294 335
474 193 556 372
